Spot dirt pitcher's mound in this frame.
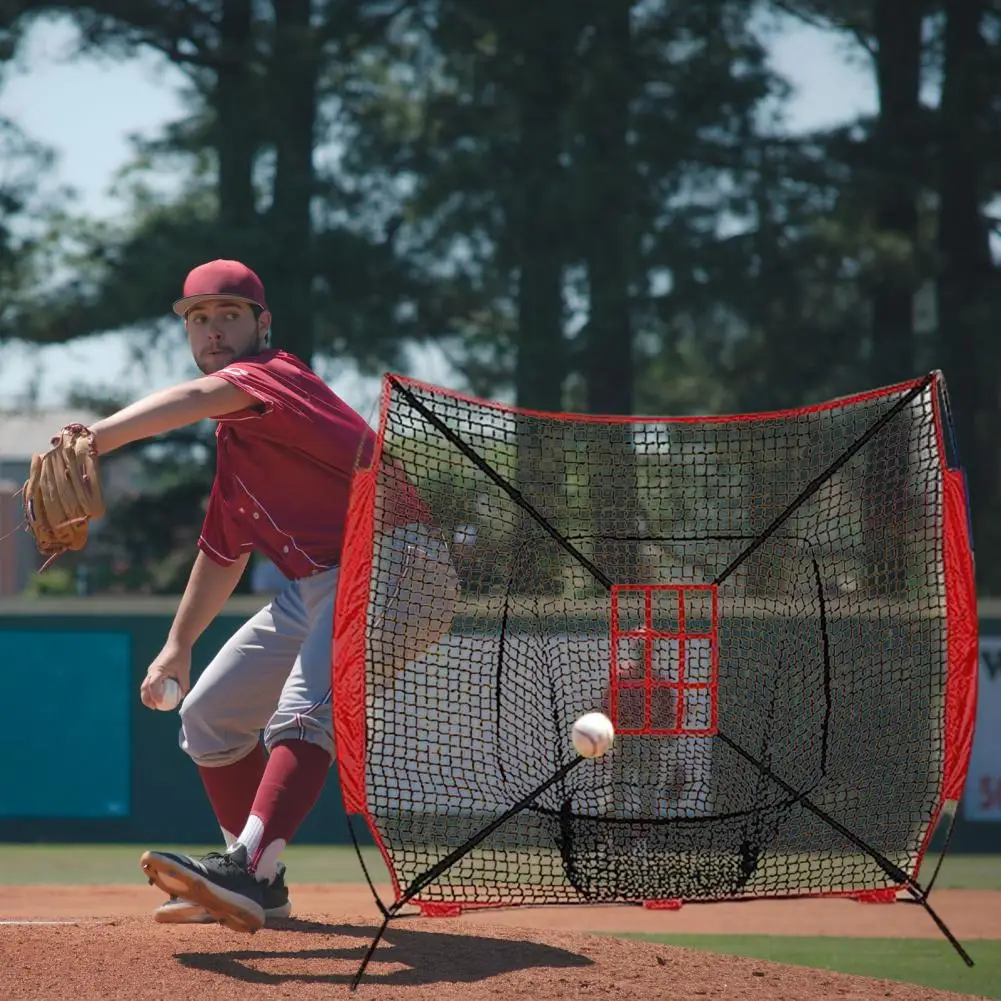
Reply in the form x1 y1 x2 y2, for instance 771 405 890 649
0 915 983 1001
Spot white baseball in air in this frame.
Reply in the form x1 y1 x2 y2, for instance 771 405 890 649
572 712 616 758
153 677 184 712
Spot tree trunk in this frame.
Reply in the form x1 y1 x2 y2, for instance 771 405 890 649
509 1 569 595
580 0 641 585
215 0 257 239
938 0 999 584
511 4 568 412
581 0 634 418
266 0 318 364
869 0 923 387
863 0 925 596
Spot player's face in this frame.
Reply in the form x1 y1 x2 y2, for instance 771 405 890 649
185 299 271 374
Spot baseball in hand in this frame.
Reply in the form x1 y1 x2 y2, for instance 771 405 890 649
572 712 615 758
152 677 183 712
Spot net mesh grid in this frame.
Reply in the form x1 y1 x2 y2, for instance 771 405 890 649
359 376 948 906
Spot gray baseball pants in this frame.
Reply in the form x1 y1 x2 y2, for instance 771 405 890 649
178 524 458 766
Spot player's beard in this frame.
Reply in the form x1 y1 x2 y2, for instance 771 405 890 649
195 334 265 374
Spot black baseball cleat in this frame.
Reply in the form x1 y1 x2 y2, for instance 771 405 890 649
140 844 266 933
153 861 292 925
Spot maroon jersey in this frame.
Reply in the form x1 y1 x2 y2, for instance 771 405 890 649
198 349 425 579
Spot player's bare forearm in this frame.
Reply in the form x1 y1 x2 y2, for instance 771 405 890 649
167 550 250 650
87 377 257 454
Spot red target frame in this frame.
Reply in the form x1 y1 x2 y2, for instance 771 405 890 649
609 583 720 737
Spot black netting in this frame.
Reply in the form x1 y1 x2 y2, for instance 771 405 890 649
356 374 953 906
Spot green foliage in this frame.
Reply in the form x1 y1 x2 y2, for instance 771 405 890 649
2 1 1000 592
0 116 68 341
20 563 76 597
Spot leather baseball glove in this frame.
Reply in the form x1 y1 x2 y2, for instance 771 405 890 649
22 424 105 567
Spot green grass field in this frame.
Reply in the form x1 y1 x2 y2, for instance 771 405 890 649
0 842 390 884
1 844 998 890
625 935 1001 1000
1 846 997 997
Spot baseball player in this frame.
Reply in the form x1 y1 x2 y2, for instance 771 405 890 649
76 259 457 933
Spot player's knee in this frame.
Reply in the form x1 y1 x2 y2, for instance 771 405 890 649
177 687 257 765
177 683 205 730
263 713 335 761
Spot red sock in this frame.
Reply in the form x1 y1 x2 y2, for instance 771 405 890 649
241 739 331 874
197 741 268 843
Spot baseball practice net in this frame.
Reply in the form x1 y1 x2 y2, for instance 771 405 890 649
332 371 977 982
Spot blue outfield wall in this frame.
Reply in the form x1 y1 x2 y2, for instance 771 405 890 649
0 596 998 851
0 598 355 845
0 629 131 820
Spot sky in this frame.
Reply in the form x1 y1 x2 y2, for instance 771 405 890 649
0 12 878 418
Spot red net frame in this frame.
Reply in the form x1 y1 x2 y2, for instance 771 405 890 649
335 371 978 862
331 370 980 985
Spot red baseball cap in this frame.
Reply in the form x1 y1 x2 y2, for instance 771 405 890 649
172 259 268 316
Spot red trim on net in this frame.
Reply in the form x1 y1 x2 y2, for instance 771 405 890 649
942 467 978 801
912 379 977 882
332 466 376 815
410 883 911 911
389 372 928 425
332 375 407 900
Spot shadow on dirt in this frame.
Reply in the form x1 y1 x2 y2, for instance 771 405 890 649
175 919 594 987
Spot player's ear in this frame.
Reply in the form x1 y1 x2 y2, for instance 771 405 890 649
258 309 272 346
